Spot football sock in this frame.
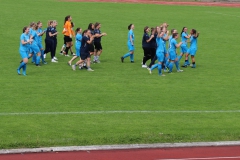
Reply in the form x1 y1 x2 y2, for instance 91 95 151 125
123 53 130 58
22 64 27 75
36 55 40 65
130 54 134 61
175 61 180 70
150 64 158 71
158 63 162 75
168 62 174 72
18 62 25 70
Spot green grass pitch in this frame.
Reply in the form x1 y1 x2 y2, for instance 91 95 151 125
0 0 240 149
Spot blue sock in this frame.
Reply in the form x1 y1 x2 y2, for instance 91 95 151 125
165 60 169 69
178 55 182 62
130 54 134 61
123 52 130 58
175 61 180 70
41 50 45 62
32 54 36 63
18 62 25 70
22 64 27 75
168 62 174 72
36 55 40 65
150 64 158 71
158 63 162 75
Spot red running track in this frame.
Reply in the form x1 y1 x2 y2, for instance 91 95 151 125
1 146 240 160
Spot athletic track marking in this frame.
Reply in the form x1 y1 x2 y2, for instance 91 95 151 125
1 110 240 116
160 156 240 160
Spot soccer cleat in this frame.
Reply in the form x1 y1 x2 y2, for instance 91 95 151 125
142 64 147 68
72 65 76 71
191 65 196 68
87 68 94 71
121 57 124 63
42 61 47 64
36 64 41 67
51 59 58 63
79 66 83 70
67 62 71 66
131 61 134 63
53 57 58 60
65 54 70 57
96 60 100 63
83 66 88 69
17 69 21 75
149 69 152 74
181 65 187 68
177 69 183 72
160 74 166 77
71 53 76 56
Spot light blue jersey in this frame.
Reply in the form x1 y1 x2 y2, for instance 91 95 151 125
189 36 197 49
156 37 165 53
128 29 134 43
19 33 30 52
156 37 165 62
168 35 173 49
75 33 82 57
127 29 135 51
75 33 82 48
181 32 188 46
37 28 43 44
169 38 177 52
30 29 39 45
187 35 198 56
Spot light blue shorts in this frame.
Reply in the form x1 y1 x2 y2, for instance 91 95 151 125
180 45 188 53
19 50 28 59
30 44 40 54
156 51 164 62
169 50 176 61
128 42 135 51
188 48 197 56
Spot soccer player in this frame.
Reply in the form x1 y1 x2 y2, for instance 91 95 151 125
187 29 200 68
37 21 47 64
29 22 41 66
17 26 33 75
148 27 165 76
168 33 183 73
51 20 58 61
142 26 154 68
147 27 157 68
121 24 135 63
63 15 75 56
68 27 82 65
44 20 58 62
178 27 191 66
93 22 107 63
71 29 94 71
88 23 95 57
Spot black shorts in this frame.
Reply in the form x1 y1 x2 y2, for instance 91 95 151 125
94 41 102 50
89 43 94 52
80 52 90 60
64 35 72 43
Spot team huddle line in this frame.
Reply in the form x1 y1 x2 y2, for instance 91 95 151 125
17 16 199 76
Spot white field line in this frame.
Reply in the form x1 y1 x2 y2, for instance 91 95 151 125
160 156 240 160
0 110 240 116
1 141 240 154
206 11 240 18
